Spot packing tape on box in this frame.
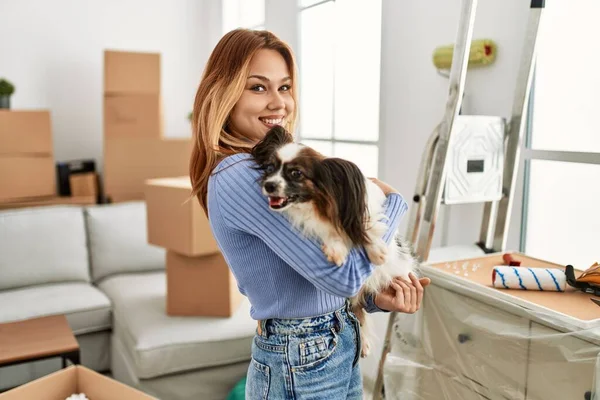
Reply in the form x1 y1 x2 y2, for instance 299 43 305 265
492 266 566 292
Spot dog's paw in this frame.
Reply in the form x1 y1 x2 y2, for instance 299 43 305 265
322 244 338 266
366 240 388 265
322 242 348 267
360 341 371 358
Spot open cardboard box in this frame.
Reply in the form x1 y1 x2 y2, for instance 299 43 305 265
0 365 156 400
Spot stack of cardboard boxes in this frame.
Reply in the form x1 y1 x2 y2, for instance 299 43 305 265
145 177 244 317
0 111 100 210
0 110 97 209
0 110 56 204
103 50 191 202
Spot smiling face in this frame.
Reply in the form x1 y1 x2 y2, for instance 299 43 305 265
228 49 295 142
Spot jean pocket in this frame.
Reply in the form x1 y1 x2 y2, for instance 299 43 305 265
255 335 286 354
246 358 270 400
295 327 339 371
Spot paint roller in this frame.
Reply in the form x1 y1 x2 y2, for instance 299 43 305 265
492 253 567 291
432 39 497 70
492 254 600 294
492 265 567 292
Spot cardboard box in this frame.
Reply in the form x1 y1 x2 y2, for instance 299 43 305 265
104 94 162 138
69 172 98 197
0 365 156 400
103 137 191 200
104 50 160 94
0 110 56 202
0 195 96 210
106 192 146 203
103 137 192 202
0 156 56 202
145 177 219 257
0 110 53 155
166 251 243 317
56 159 96 196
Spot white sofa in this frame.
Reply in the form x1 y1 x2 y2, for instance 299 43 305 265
0 201 256 399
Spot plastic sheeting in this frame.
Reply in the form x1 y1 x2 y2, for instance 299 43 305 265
382 252 600 400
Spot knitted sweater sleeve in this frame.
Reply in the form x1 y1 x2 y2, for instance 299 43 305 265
210 156 408 299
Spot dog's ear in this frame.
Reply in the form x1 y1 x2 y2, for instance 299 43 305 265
314 158 370 247
251 126 294 167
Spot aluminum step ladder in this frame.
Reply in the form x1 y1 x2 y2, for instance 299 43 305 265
372 0 546 398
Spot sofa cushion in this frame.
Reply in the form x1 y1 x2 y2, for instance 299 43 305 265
85 201 165 283
98 272 256 379
0 206 90 291
112 334 250 400
0 282 112 335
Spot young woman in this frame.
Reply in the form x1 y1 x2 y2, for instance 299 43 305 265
189 28 430 399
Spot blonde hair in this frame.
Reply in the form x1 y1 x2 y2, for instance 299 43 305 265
189 29 298 214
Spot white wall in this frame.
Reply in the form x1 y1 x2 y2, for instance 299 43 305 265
0 0 211 172
265 0 299 55
361 0 534 385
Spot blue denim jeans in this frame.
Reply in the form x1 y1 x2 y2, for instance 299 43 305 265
246 302 363 399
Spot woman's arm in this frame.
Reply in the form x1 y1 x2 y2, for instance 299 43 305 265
210 155 408 299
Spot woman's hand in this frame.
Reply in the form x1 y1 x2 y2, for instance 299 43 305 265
374 273 431 313
368 177 399 196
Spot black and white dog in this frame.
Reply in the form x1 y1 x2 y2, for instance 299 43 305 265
251 126 418 357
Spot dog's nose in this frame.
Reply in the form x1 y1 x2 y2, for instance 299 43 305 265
264 182 277 193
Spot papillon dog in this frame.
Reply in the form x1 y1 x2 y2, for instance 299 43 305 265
251 126 419 357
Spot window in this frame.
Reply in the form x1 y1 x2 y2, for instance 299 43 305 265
223 0 265 33
297 0 382 177
522 0 600 269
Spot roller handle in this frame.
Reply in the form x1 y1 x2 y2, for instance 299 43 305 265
566 265 600 296
531 0 545 8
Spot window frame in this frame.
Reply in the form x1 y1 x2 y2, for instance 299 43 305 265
519 74 600 251
296 0 383 177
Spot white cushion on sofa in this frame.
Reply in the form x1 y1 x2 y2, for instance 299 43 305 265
98 272 256 379
85 201 165 283
0 206 90 291
0 282 112 335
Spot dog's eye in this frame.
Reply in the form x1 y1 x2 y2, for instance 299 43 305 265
265 164 275 174
290 169 303 179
